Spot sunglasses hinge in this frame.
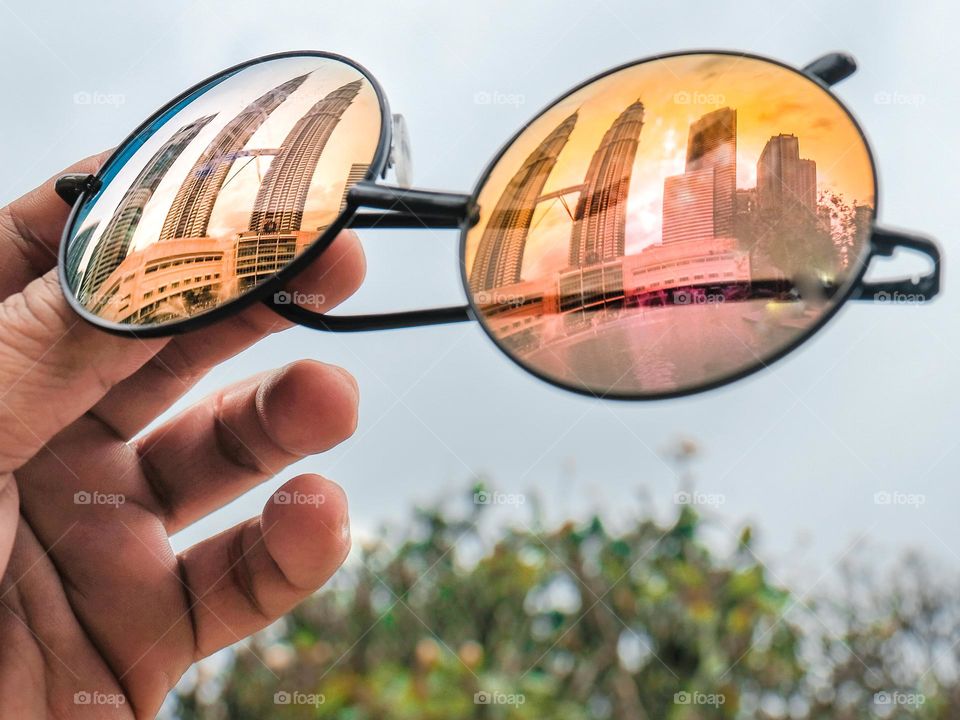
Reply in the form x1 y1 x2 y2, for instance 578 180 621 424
802 53 858 86
55 173 102 206
852 226 942 302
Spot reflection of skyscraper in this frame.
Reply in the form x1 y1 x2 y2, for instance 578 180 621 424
662 107 737 244
568 100 644 266
339 162 370 213
662 169 715 245
159 74 311 242
757 134 816 215
249 79 362 234
79 115 214 301
686 107 737 237
470 112 578 292
66 222 98 292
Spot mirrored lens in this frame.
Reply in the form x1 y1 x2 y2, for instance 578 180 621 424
464 53 875 397
65 54 382 327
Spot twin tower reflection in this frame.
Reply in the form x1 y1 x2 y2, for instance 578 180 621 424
68 72 368 325
467 94 872 393
68 56 871 395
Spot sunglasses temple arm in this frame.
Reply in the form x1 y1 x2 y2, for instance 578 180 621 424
850 227 942 302
802 53 857 85
273 181 478 331
274 302 472 332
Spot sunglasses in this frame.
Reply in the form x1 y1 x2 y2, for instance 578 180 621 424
56 49 941 400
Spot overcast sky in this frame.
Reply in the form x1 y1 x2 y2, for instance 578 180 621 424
1 0 957 596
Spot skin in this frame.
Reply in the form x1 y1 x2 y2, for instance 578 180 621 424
0 153 367 719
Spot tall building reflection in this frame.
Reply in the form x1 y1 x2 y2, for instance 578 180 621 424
470 99 871 365
78 73 368 324
686 107 737 236
339 163 371 212
662 169 716 245
237 79 363 294
662 108 737 245
757 133 817 216
66 222 98 292
469 112 579 292
250 79 362 234
79 115 214 305
568 100 645 266
159 74 310 242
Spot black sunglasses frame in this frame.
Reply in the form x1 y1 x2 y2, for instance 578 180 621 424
56 49 941 401
457 50 941 401
56 50 408 337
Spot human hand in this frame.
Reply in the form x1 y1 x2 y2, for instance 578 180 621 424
0 153 365 718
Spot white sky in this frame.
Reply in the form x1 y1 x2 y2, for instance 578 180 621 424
1 0 957 604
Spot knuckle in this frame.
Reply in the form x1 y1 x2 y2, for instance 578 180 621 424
0 276 77 396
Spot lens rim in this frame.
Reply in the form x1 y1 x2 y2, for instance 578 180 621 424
58 50 392 338
459 49 880 401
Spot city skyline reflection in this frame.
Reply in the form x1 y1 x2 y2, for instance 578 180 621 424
65 56 381 326
465 54 875 396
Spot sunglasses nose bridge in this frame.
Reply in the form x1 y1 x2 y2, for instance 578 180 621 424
268 180 479 331
347 181 478 224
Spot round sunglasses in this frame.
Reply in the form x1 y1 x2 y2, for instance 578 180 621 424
56 49 941 400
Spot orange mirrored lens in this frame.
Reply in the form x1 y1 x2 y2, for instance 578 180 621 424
465 53 875 397
65 55 381 327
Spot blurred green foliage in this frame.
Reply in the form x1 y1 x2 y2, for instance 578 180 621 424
173 484 958 719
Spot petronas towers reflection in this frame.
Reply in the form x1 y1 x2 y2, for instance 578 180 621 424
69 73 367 324
469 98 873 373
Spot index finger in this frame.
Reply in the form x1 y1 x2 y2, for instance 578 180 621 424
0 151 112 300
90 228 365 439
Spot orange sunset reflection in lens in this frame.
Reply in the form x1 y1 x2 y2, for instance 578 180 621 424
65 55 381 328
464 53 875 397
